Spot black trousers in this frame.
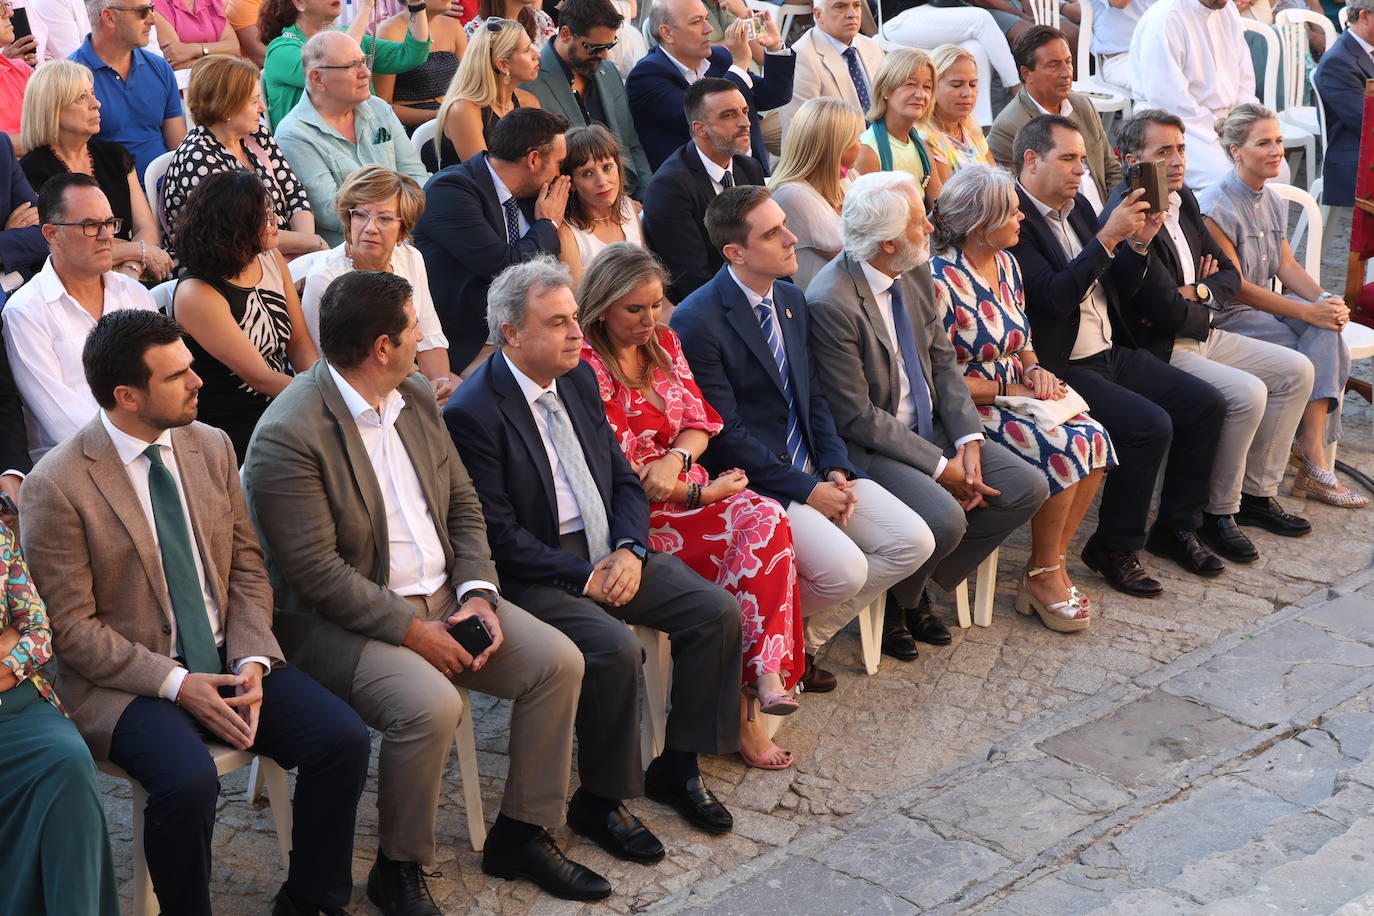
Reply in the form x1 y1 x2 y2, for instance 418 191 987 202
1060 346 1226 551
108 663 371 915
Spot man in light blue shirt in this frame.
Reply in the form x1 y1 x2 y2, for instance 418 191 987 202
1089 0 1157 90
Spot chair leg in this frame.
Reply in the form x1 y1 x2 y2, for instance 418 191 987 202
245 757 266 804
130 783 155 916
634 626 669 760
974 548 999 628
452 687 486 852
856 596 884 675
256 758 294 869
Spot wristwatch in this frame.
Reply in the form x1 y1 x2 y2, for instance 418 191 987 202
407 1 427 10
669 447 693 472
1195 283 1214 307
622 540 649 566
459 587 499 611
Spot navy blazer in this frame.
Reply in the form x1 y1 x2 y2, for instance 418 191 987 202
411 153 561 372
625 45 795 173
0 133 47 278
1313 30 1374 207
1009 186 1150 372
442 353 649 598
671 266 856 506
1103 181 1241 361
642 141 765 304
0 307 30 474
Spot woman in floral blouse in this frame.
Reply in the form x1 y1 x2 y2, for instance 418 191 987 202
0 524 119 915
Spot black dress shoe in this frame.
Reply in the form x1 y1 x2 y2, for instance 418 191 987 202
366 851 441 916
644 769 733 834
880 595 919 661
1198 513 1260 562
799 652 836 693
271 884 348 916
481 829 613 901
1081 534 1164 598
567 791 665 863
1145 526 1226 577
904 591 953 646
1235 494 1313 537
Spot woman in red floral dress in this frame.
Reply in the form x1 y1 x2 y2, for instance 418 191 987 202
578 243 805 770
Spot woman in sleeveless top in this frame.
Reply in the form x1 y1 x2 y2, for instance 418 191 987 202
171 170 317 462
556 125 644 286
923 44 996 183
429 16 541 170
375 0 469 130
854 48 943 202
464 0 557 48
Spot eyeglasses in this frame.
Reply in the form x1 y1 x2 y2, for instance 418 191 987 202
315 57 370 74
348 209 402 229
578 37 619 54
49 217 123 236
109 3 157 17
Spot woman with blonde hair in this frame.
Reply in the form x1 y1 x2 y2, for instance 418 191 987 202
464 0 556 47
19 60 172 282
854 48 943 202
427 17 543 170
557 125 644 285
577 242 805 770
924 43 996 183
769 97 864 290
302 166 458 403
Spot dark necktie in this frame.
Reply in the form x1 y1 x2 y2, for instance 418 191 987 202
720 169 735 190
843 46 871 113
887 280 935 441
502 196 522 245
755 297 811 472
144 445 220 674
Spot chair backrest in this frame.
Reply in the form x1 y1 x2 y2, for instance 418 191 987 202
289 248 327 288
1025 0 1060 28
1340 5 1349 30
1076 0 1095 78
412 118 438 164
1268 180 1323 285
1240 18 1280 111
1310 67 1329 144
151 279 177 314
143 149 175 233
1277 7 1339 50
1274 11 1311 109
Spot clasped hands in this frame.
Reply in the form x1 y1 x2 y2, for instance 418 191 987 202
936 441 1000 511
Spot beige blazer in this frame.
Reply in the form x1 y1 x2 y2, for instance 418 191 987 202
780 28 885 132
987 88 1123 203
21 418 281 759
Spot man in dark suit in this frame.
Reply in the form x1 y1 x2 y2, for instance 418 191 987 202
1107 109 1314 564
1313 0 1374 207
808 171 1047 660
411 108 570 376
522 0 653 198
1011 114 1226 598
0 132 48 284
626 0 794 172
672 186 931 690
644 78 765 304
444 257 743 862
0 308 30 521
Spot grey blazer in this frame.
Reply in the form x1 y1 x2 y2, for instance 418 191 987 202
241 362 499 701
987 88 1122 203
806 251 982 477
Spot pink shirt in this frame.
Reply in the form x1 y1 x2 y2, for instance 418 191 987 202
159 0 227 43
0 55 32 134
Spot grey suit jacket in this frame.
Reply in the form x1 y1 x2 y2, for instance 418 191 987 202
987 88 1122 203
241 362 498 701
779 28 885 132
524 41 653 198
807 251 982 477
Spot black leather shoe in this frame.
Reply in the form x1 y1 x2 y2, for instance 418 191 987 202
644 769 733 834
1145 526 1226 577
1081 534 1164 598
904 591 953 646
1235 494 1313 537
567 791 665 863
366 851 441 916
799 652 836 693
271 884 348 916
880 595 919 661
1198 513 1260 562
481 829 612 901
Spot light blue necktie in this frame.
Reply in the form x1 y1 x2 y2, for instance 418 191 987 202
537 391 612 562
754 297 812 472
888 281 935 441
843 46 871 113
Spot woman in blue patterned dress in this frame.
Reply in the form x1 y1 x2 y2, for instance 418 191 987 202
930 165 1115 632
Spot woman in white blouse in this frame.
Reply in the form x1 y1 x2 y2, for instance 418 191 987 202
301 166 457 404
556 124 644 287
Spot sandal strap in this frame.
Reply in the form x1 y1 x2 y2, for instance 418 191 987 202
1027 564 1061 577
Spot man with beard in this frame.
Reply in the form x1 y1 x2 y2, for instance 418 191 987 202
806 171 1047 661
643 78 763 304
522 0 652 199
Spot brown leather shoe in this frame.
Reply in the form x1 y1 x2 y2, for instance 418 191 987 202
1145 525 1226 577
1081 534 1164 598
799 653 836 693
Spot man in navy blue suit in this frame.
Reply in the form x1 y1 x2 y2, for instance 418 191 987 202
626 0 795 173
671 186 932 692
1313 0 1374 208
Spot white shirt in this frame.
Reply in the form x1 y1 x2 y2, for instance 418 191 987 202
28 0 88 62
1351 28 1374 58
4 259 157 462
487 159 529 238
1089 0 1156 56
1029 94 1104 213
858 260 981 477
1162 190 1197 285
1022 186 1115 359
301 243 449 354
666 47 752 87
98 412 270 702
502 352 585 535
696 145 737 196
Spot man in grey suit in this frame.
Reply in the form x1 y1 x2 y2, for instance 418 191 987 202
522 0 653 198
807 171 1048 661
242 271 610 914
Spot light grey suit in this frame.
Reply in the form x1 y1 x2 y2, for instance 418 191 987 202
779 28 885 132
807 252 1048 602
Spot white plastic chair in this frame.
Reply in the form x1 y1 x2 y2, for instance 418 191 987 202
1309 70 1334 215
100 745 293 916
1276 9 1334 179
412 118 438 165
150 279 176 314
1071 0 1130 118
1269 180 1322 282
634 624 670 761
1339 5 1349 30
1240 18 1317 183
288 248 327 288
142 150 175 229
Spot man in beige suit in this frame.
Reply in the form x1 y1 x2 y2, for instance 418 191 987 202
779 0 885 132
22 308 371 916
242 270 608 915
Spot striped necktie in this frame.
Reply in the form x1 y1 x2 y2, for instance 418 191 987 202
755 297 811 472
502 196 522 245
536 391 612 562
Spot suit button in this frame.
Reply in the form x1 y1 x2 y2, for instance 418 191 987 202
162 625 172 634
780 452 790 461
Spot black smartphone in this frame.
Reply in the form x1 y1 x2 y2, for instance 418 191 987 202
10 8 30 43
0 492 16 518
448 615 493 657
1126 159 1168 214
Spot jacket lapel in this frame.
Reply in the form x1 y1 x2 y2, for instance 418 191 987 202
843 253 901 402
491 354 559 515
170 426 228 616
468 154 506 234
720 273 787 396
315 365 392 576
813 32 846 98
393 388 451 551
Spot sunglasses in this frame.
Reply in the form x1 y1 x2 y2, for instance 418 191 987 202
578 36 619 54
109 2 156 17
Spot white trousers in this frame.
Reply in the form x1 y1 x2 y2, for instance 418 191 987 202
882 6 1019 126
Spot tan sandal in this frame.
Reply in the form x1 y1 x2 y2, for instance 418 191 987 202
1016 564 1090 633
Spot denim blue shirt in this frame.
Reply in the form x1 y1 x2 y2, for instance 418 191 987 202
70 37 182 183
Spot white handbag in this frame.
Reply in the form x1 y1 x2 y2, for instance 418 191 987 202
993 385 1092 431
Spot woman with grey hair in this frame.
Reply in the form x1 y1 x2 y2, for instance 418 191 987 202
930 164 1116 633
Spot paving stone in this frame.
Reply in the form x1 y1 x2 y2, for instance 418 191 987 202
1166 810 1347 904
971 866 1135 915
1087 887 1198 914
695 856 918 915
1037 691 1255 789
1299 593 1374 645
1320 712 1374 760
1230 736 1354 806
997 756 1136 811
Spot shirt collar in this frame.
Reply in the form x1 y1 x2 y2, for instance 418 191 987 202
818 27 854 55
1166 189 1183 216
99 410 174 467
858 259 895 296
1222 168 1265 203
1019 181 1074 220
32 258 123 309
1351 28 1374 57
726 266 774 308
1029 91 1072 116
665 48 710 82
327 362 405 427
501 350 560 406
695 144 732 184
486 156 515 206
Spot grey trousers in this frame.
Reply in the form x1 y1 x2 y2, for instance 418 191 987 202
349 585 585 864
1170 328 1315 512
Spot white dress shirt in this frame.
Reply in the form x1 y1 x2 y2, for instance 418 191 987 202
502 352 585 535
696 145 737 196
4 259 157 463
98 412 270 702
487 159 530 237
1162 190 1197 285
301 243 449 354
1022 186 1115 360
1029 94 1104 213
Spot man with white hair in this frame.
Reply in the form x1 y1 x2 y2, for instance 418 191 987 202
806 170 1047 661
275 31 428 246
779 0 883 132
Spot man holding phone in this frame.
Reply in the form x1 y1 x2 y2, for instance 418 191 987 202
243 270 609 915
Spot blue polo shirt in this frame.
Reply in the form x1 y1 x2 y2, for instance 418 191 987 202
71 37 182 184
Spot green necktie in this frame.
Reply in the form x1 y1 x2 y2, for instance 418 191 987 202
143 445 220 674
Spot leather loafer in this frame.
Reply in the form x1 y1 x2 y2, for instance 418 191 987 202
644 769 733 834
271 884 348 916
1081 534 1164 598
880 595 919 661
366 851 442 916
481 829 613 901
799 652 836 693
1235 494 1312 537
1145 526 1226 577
1198 513 1259 563
567 792 665 863
904 590 953 646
